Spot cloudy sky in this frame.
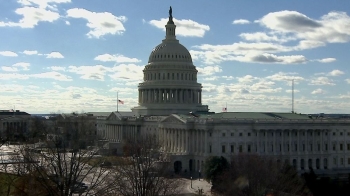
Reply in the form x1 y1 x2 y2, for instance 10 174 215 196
1 0 350 114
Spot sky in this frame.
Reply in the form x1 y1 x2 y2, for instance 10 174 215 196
1 0 350 114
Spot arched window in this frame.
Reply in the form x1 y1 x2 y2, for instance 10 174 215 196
316 158 320 169
308 159 312 169
301 159 305 170
293 159 297 169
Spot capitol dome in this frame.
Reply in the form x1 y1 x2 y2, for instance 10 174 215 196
132 7 209 116
148 42 192 63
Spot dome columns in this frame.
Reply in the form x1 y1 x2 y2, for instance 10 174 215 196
138 88 202 105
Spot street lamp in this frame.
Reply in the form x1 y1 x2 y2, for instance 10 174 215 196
190 176 192 188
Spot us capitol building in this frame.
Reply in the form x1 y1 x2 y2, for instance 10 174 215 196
101 8 350 177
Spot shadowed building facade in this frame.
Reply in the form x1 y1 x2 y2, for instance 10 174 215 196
103 8 350 178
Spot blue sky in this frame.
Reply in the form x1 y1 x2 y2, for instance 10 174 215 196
1 0 350 114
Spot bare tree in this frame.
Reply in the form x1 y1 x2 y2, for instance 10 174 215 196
213 154 310 196
0 113 115 196
111 134 183 196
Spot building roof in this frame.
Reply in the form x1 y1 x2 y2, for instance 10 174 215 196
87 112 112 117
177 112 311 120
0 110 30 119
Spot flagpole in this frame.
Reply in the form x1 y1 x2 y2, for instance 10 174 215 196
117 91 119 112
226 102 227 112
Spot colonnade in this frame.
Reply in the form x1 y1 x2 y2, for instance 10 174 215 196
255 129 347 156
105 124 137 142
160 128 207 154
139 89 201 104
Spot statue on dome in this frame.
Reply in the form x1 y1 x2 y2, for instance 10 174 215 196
169 6 172 18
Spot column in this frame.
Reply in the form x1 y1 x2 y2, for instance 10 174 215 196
199 90 202 104
158 89 162 103
297 130 300 155
264 130 267 154
138 90 141 103
185 130 189 153
202 130 205 153
171 129 174 152
175 89 178 103
289 130 292 155
281 130 284 155
182 130 185 152
180 90 183 103
197 130 200 153
272 129 276 155
204 129 208 154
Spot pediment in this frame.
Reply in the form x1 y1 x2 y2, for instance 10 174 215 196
160 115 186 124
106 112 121 121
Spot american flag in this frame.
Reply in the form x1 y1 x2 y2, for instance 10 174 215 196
118 99 124 104
222 107 227 112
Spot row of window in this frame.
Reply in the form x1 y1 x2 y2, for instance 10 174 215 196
213 131 349 137
214 143 350 154
152 53 191 60
144 72 196 81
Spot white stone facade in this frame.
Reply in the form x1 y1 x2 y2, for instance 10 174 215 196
104 9 350 178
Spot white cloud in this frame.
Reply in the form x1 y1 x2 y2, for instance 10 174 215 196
94 54 141 63
109 87 137 95
259 10 322 33
317 58 336 63
66 8 127 38
13 62 30 70
109 64 144 81
202 83 217 93
149 18 210 37
309 77 335 86
237 75 258 83
266 72 304 82
17 0 71 9
203 76 219 81
1 66 18 72
197 65 222 76
23 50 38 55
0 7 60 28
191 42 289 64
294 40 326 50
222 76 234 80
327 69 344 76
232 19 250 25
68 65 109 81
346 79 350 84
1 62 30 72
258 10 350 43
46 51 64 58
49 66 66 71
32 71 72 81
65 20 70 25
311 88 326 94
0 73 30 80
0 51 18 57
233 53 308 64
239 32 294 43
285 89 300 93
